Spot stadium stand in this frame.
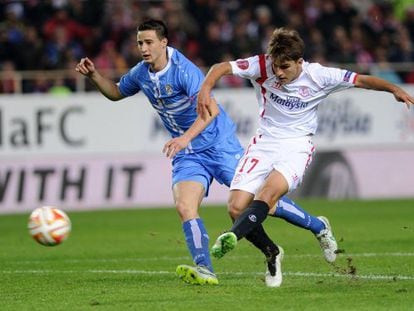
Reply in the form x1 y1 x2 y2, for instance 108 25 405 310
0 0 413 93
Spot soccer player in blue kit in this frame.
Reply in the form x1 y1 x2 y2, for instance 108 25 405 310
76 20 337 287
198 27 414 275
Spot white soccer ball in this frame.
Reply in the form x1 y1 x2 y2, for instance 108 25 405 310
28 206 71 246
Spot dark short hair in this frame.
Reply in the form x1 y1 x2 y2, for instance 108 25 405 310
267 28 304 63
137 19 168 40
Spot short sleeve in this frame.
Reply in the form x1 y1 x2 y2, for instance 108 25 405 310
308 63 357 92
229 56 261 80
118 68 141 97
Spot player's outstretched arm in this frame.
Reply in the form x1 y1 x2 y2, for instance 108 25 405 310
197 62 233 120
355 74 414 109
75 57 124 101
163 98 220 158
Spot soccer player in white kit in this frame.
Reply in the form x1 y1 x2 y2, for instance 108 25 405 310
197 27 414 284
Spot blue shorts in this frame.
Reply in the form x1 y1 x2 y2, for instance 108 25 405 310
172 134 244 196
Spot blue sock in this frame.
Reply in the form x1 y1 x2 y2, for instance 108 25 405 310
182 218 213 272
272 196 325 234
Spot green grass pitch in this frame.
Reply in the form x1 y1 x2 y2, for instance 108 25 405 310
1 199 413 310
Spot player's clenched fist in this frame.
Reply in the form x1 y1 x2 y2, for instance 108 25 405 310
75 57 96 77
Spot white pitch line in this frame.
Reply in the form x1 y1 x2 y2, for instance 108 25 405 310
1 269 414 281
12 252 414 265
337 253 414 257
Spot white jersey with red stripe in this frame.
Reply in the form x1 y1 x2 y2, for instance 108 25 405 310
229 55 358 139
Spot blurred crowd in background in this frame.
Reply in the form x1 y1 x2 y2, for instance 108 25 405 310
1 0 414 93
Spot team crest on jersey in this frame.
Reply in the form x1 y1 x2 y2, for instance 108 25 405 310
272 81 282 89
232 173 243 184
165 84 173 95
299 86 310 97
236 60 249 70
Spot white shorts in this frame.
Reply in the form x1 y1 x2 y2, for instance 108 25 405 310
230 134 315 194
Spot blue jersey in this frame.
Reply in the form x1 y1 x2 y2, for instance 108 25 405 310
118 46 237 153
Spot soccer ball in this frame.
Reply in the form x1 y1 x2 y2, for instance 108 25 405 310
28 206 71 246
